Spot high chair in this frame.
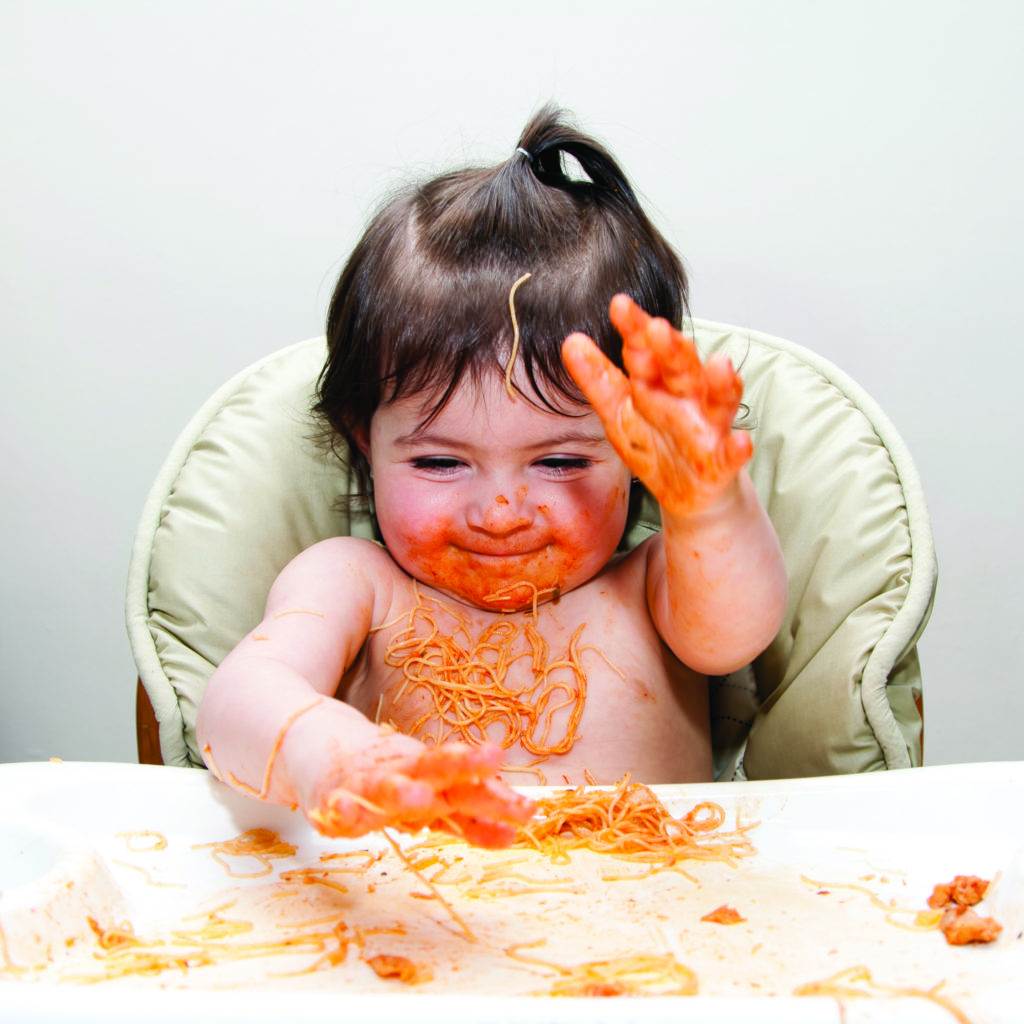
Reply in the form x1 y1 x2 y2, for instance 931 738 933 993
128 320 936 779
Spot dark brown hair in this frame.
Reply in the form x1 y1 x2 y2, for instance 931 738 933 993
314 104 688 504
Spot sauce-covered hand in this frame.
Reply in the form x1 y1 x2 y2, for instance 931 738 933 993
289 722 535 849
562 294 751 518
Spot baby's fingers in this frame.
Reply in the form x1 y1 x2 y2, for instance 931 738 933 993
308 788 385 838
436 812 519 850
367 773 437 819
312 771 439 838
443 777 535 826
724 429 754 472
609 295 658 383
562 333 657 466
609 293 652 340
704 353 744 429
646 318 704 397
412 740 503 787
562 333 630 420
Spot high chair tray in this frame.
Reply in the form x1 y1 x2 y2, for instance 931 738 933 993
1 760 1021 1022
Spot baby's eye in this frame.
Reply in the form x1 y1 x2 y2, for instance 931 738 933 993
535 457 592 476
410 456 463 475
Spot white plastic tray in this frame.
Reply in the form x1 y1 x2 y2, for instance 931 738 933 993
1 760 1021 1022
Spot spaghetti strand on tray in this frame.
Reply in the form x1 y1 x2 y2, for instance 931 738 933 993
794 965 971 1024
511 775 755 868
504 940 697 997
192 829 297 878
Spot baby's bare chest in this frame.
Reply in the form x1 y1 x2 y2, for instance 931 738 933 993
343 579 705 783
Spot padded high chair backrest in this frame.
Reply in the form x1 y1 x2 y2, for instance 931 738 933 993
126 321 936 777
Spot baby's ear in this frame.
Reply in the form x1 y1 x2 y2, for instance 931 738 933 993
350 427 370 458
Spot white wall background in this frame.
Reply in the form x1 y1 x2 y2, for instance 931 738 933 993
2 1 1021 767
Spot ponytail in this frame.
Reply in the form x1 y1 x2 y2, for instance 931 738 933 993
514 104 640 216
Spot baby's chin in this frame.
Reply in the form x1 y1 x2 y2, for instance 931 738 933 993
421 577 567 614
390 544 594 614
401 559 598 614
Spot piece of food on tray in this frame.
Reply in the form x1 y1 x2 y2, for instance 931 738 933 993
938 904 1003 946
924 874 1001 945
700 905 745 925
927 874 989 909
364 953 432 984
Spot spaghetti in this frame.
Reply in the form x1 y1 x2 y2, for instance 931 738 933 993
71 910 345 983
505 941 697 997
277 868 350 896
272 608 325 620
503 272 532 399
221 699 322 801
512 775 754 869
192 829 297 878
794 965 971 1024
382 831 477 943
116 830 167 853
379 583 588 761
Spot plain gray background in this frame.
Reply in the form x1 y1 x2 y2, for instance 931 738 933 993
2 1 1021 767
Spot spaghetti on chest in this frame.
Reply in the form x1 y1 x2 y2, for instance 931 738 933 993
373 583 616 761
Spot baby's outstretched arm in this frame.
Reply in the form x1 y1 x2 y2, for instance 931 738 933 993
195 539 534 847
562 295 787 675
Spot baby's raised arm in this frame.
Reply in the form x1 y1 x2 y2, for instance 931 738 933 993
196 538 533 847
562 296 787 675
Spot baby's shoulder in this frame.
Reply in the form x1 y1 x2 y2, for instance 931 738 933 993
274 535 398 581
268 536 404 614
599 534 660 590
564 535 658 615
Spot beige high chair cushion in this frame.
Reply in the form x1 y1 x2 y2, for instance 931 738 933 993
127 321 935 777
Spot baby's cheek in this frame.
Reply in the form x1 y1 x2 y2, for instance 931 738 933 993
388 516 452 572
556 484 627 552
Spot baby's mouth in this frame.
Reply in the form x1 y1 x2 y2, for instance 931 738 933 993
463 548 542 559
455 542 550 559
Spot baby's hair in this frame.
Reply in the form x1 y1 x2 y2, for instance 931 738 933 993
314 103 688 505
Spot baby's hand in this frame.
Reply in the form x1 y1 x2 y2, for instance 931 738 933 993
562 294 752 518
300 730 535 849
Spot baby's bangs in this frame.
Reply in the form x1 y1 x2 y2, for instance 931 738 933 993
374 258 624 425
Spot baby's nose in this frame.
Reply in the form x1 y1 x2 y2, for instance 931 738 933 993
468 491 534 535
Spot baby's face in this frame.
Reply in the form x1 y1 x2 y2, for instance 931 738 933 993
367 372 631 612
